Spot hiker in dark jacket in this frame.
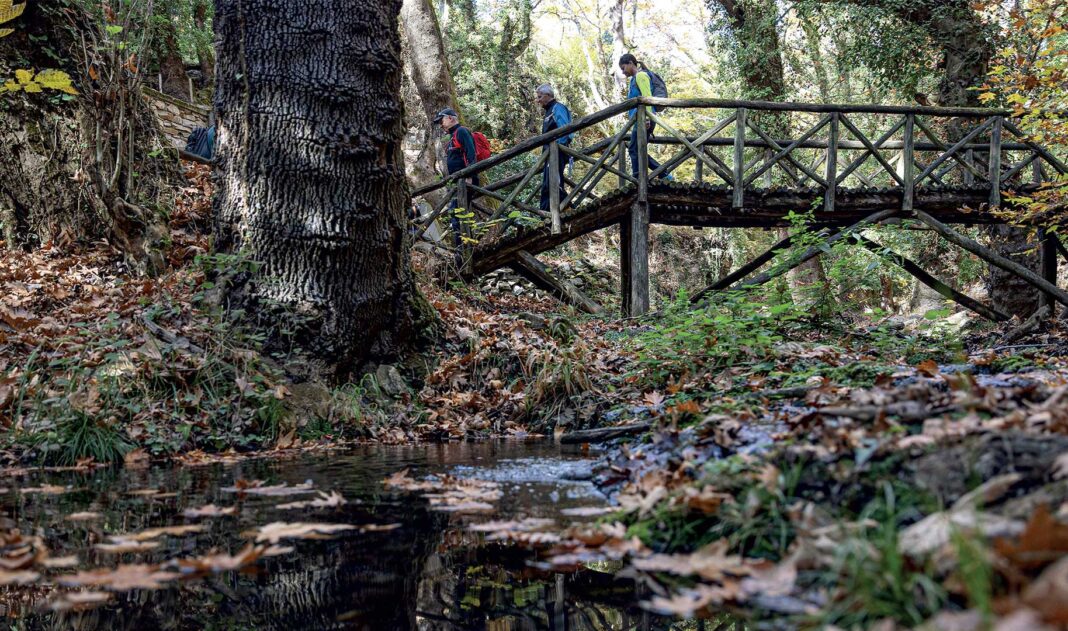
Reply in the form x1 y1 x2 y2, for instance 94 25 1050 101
619 53 668 179
535 84 573 212
433 107 479 257
435 108 480 185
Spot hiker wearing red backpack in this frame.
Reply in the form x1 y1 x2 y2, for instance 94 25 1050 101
433 108 491 254
434 107 491 184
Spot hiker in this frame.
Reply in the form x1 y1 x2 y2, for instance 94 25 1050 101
619 53 669 178
433 107 480 254
535 84 573 212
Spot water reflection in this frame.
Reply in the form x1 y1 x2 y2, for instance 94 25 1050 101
3 441 694 630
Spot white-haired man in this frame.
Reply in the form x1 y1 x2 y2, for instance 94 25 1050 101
535 84 573 211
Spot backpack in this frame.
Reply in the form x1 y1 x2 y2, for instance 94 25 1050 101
452 129 492 165
644 69 669 110
184 125 215 160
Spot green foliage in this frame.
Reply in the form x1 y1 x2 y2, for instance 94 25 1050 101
445 0 540 143
817 485 948 627
633 291 804 386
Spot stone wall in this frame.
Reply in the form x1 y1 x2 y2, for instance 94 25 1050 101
143 88 210 149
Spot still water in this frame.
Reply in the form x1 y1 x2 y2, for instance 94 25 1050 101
3 440 696 630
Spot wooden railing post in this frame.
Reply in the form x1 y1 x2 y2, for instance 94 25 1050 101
733 107 746 209
902 114 915 211
989 116 1003 207
825 112 839 213
549 141 562 234
456 178 472 273
965 148 975 187
635 104 649 202
618 132 627 189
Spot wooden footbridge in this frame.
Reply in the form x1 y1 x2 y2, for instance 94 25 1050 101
411 97 1068 318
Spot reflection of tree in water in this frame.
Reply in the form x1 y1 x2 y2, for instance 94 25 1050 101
413 528 683 631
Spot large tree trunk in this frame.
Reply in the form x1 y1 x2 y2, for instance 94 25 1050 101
213 0 432 375
0 0 174 271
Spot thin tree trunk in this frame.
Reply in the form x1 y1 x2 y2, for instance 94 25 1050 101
401 0 459 205
192 0 214 85
214 0 432 374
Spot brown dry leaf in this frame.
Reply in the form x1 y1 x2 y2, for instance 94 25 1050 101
916 359 940 377
110 524 204 542
357 523 401 533
632 539 752 583
994 504 1068 570
123 448 149 469
681 486 733 515
42 555 80 569
48 590 112 612
1052 452 1068 480
900 474 1026 557
1022 555 1068 623
642 583 735 616
559 506 615 517
169 544 272 576
125 489 177 499
249 522 357 544
0 569 40 585
67 511 102 522
58 564 179 591
183 504 238 518
95 541 159 554
222 480 317 497
275 490 346 510
21 484 76 495
740 552 798 599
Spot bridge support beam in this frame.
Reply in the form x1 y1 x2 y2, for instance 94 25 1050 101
621 202 650 316
512 250 604 315
854 235 1010 322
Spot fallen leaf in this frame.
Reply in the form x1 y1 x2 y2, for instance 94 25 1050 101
222 480 317 497
58 564 179 591
248 522 357 544
276 490 347 510
183 504 238 518
94 541 159 554
0 569 40 585
48 590 112 612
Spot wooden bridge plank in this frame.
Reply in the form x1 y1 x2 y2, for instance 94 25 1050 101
733 108 746 209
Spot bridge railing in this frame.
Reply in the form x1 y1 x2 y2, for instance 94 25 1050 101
410 97 1067 255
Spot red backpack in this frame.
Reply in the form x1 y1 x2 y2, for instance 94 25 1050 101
452 129 492 164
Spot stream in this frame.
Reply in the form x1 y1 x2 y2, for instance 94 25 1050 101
2 440 694 630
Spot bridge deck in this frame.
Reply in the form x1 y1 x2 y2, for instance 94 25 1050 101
411 97 1066 316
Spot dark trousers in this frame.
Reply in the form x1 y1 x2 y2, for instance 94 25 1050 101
449 175 480 252
629 120 662 176
540 146 569 211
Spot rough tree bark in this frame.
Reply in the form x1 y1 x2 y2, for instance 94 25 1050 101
0 0 174 271
214 0 433 375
